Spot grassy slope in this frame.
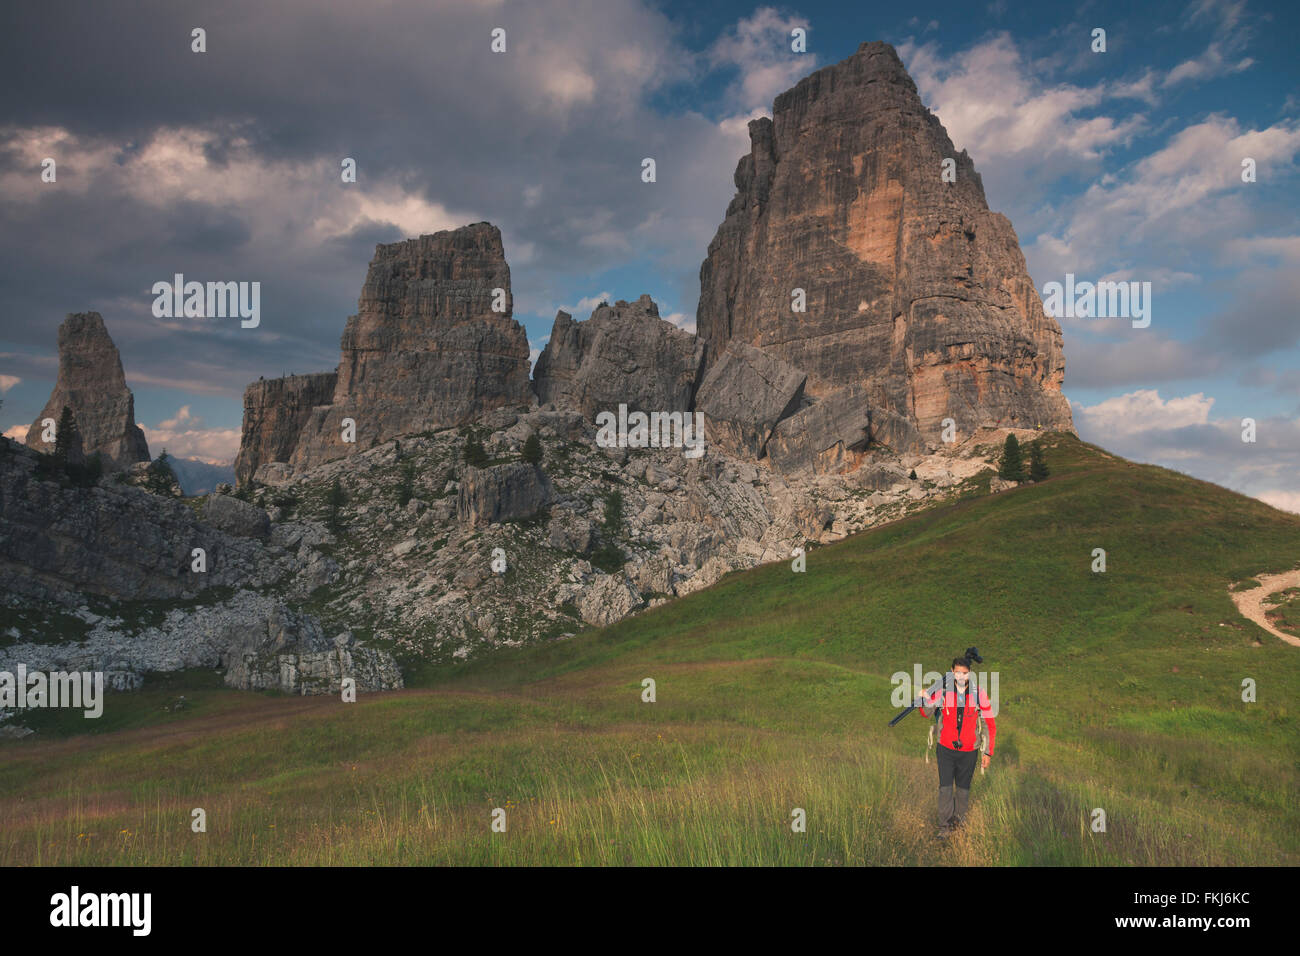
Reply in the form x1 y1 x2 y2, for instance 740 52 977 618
2 433 1298 865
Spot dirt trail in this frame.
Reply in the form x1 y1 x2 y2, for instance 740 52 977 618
1230 570 1300 647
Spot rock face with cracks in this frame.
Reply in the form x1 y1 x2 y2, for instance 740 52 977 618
236 223 532 480
533 294 705 420
234 372 338 487
695 41 1073 457
25 312 150 472
2 39 1080 712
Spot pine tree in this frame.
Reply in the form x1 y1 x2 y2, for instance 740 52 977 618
145 450 179 495
396 461 416 506
604 489 623 532
463 436 489 468
327 476 347 533
522 432 543 465
590 489 627 573
53 405 80 469
997 434 1025 481
1029 439 1050 481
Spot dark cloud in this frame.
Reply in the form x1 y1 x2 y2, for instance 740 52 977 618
0 0 751 405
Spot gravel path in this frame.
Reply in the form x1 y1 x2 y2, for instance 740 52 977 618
1230 570 1300 647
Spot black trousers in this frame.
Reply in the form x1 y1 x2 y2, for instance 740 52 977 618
937 743 978 789
935 744 978 828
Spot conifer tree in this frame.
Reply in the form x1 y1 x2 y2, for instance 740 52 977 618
1029 439 1049 480
522 432 543 465
997 434 1024 481
53 405 80 469
146 449 178 495
463 436 489 468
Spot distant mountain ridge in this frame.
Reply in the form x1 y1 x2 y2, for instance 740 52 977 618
167 456 235 495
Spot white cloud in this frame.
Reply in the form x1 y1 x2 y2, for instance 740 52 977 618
1029 115 1300 276
0 374 20 393
1071 389 1300 507
662 311 696 333
157 404 197 431
1257 490 1300 514
1071 389 1214 436
3 424 27 441
1 124 479 249
557 292 613 317
1167 0 1254 87
709 7 818 114
541 66 596 107
1164 47 1253 87
141 407 239 465
899 33 1145 172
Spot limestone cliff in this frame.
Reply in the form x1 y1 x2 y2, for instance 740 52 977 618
24 312 150 471
695 41 1072 459
233 372 337 486
288 223 532 471
533 294 705 419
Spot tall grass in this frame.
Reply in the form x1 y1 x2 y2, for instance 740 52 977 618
3 434 1298 865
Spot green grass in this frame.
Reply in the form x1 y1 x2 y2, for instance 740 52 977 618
2 433 1298 865
1264 588 1300 636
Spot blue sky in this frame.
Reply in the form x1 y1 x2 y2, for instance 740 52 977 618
1 0 1297 509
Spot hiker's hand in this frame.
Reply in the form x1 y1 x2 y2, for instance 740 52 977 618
981 754 991 770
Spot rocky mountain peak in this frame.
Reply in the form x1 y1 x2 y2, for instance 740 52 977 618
235 222 533 482
696 41 1072 460
24 311 150 471
532 294 704 420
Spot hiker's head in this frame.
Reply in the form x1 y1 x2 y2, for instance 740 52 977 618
952 658 971 687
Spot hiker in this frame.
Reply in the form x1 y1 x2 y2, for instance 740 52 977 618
918 655 997 839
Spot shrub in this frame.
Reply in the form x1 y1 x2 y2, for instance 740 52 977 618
590 541 626 574
603 490 623 532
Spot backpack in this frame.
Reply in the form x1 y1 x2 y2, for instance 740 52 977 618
924 672 988 774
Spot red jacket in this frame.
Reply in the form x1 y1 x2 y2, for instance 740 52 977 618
919 682 996 755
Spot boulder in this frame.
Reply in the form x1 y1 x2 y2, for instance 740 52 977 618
202 494 271 539
546 507 594 554
576 574 643 626
223 609 403 694
693 343 806 458
457 463 555 527
766 385 873 475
